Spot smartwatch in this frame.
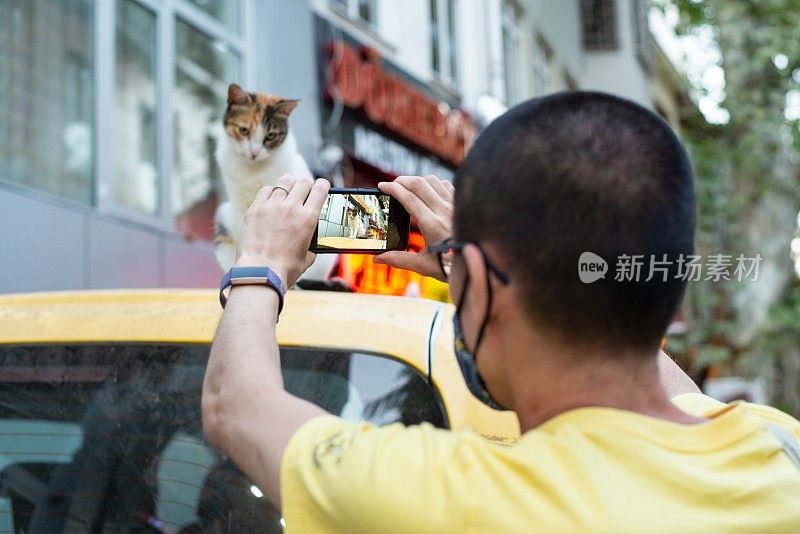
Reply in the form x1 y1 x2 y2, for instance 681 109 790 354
219 266 286 315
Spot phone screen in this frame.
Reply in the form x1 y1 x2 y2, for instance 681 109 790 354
310 188 410 254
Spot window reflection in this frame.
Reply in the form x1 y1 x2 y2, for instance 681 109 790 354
0 344 446 532
114 0 159 216
186 0 241 33
430 0 457 87
0 0 93 204
502 1 522 104
173 19 241 241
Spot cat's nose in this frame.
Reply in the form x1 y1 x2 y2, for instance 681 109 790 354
250 148 259 158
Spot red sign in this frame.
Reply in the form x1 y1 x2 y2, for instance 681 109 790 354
324 42 477 166
337 232 450 302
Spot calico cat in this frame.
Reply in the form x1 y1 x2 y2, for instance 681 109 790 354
214 84 312 271
346 208 366 239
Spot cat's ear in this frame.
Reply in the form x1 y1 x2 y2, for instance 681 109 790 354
273 99 300 119
227 84 251 106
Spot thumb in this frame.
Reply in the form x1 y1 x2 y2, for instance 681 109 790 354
373 251 420 271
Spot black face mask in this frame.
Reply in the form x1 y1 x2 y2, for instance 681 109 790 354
453 271 508 411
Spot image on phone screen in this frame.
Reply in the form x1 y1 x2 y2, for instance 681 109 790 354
310 188 410 253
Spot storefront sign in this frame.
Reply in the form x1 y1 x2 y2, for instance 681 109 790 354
353 125 454 181
324 42 477 166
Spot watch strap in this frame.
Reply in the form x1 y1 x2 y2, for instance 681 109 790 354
219 266 286 315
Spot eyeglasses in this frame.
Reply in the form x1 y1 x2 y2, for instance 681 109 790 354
426 238 509 284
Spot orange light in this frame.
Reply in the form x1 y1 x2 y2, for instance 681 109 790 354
337 231 450 302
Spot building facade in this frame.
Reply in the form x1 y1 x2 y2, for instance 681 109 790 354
0 0 688 294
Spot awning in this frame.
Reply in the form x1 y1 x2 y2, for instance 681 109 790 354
351 195 374 213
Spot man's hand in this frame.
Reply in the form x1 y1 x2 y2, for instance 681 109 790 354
204 172 331 509
235 174 330 287
374 175 454 281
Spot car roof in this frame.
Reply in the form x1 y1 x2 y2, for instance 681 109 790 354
0 289 439 372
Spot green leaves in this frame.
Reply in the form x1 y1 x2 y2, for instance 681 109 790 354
666 0 800 407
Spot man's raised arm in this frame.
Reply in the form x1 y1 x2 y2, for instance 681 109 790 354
201 175 330 509
657 349 701 398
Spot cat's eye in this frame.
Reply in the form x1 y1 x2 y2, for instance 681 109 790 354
238 126 250 136
266 132 277 140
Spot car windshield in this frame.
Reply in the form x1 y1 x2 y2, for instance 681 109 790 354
0 344 446 533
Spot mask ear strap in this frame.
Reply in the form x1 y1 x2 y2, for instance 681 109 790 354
472 259 493 357
455 268 470 316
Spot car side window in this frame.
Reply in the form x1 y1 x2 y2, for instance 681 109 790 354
0 344 446 533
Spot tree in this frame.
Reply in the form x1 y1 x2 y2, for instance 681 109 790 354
665 0 800 415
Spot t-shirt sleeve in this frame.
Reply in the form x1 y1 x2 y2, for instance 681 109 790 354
672 392 800 438
280 416 471 533
670 392 726 416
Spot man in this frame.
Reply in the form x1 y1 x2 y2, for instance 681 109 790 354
202 93 800 532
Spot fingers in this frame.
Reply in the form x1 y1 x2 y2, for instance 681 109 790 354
374 251 447 281
287 177 313 204
378 180 433 222
304 179 330 211
254 174 294 207
424 175 454 202
269 174 295 200
395 175 450 212
373 251 421 270
254 183 275 204
379 175 453 248
442 180 455 198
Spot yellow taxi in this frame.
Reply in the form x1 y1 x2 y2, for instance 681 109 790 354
0 289 519 532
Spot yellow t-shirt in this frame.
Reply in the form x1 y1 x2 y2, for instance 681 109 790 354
281 393 800 533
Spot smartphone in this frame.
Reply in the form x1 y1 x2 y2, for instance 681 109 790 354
310 188 410 254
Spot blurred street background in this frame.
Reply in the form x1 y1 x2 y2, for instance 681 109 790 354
1 0 799 416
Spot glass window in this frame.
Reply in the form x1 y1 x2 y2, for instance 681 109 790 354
0 0 93 204
186 0 241 33
173 19 241 241
632 0 653 72
430 0 458 87
114 0 159 216
501 1 523 105
431 0 441 74
332 0 376 25
0 344 445 532
533 34 554 96
357 0 375 24
532 39 550 96
581 0 618 50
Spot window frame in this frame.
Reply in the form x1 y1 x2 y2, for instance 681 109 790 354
0 0 96 208
94 0 254 232
631 0 653 73
580 0 618 51
331 0 377 27
429 0 458 90
501 0 523 105
531 33 550 97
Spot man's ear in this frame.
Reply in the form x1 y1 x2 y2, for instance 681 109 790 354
462 244 490 309
459 244 491 351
